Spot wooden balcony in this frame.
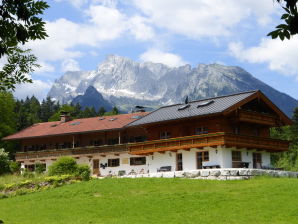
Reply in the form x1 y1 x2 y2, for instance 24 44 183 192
128 132 289 155
15 144 128 161
237 110 277 126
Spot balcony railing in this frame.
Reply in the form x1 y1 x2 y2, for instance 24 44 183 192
237 110 277 126
15 144 128 161
128 132 289 155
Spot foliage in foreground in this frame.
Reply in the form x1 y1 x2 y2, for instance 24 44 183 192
0 178 297 224
268 0 298 40
271 107 298 171
0 174 80 199
0 0 49 91
48 157 90 181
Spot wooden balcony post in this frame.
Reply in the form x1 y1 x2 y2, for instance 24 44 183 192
72 135 75 149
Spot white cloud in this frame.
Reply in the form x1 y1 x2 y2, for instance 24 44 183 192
133 0 279 39
140 49 187 67
34 61 55 74
61 59 80 72
14 79 52 101
27 4 154 64
228 37 298 80
128 16 155 41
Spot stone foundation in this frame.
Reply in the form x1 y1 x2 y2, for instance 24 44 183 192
119 168 298 180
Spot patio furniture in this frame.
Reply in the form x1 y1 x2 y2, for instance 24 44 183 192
157 166 172 172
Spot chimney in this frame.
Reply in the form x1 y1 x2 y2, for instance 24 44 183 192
60 111 71 122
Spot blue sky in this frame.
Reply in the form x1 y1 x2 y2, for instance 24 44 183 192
9 0 298 100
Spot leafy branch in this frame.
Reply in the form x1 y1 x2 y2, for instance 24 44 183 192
268 0 298 40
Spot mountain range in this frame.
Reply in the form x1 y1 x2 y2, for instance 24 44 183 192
48 55 298 117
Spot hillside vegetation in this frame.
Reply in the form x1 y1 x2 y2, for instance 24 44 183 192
0 178 297 224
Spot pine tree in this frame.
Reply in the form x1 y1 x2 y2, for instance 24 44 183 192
90 107 97 117
112 106 119 115
98 107 106 116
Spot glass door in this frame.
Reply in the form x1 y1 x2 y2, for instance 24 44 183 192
253 153 262 168
176 153 183 171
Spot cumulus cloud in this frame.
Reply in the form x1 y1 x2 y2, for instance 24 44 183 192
14 79 52 101
228 37 298 80
61 59 81 72
140 49 187 67
34 61 55 74
133 0 279 39
26 4 154 64
128 16 155 41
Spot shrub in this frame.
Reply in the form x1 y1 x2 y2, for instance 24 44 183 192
35 163 46 174
22 169 34 178
48 157 78 176
0 149 10 176
9 161 20 174
76 164 91 181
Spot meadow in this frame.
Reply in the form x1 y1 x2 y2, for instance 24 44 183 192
0 177 297 224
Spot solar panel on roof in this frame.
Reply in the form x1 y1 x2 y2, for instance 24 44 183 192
178 104 190 111
197 100 214 107
70 121 81 126
131 115 143 119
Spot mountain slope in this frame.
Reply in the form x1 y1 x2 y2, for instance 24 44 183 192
47 55 298 117
71 86 113 111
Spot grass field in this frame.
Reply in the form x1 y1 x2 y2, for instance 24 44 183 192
0 177 297 224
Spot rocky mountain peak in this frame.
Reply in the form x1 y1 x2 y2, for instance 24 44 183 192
48 55 298 116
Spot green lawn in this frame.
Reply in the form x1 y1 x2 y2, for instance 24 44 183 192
0 177 297 224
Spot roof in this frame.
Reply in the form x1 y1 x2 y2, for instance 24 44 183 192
127 90 261 126
3 112 148 141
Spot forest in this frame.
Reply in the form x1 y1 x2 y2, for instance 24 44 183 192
0 91 297 171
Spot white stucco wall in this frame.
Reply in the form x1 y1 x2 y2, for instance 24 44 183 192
19 147 272 175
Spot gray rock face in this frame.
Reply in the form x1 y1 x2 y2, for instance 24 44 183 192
48 55 298 116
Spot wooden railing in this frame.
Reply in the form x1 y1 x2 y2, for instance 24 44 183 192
128 132 289 155
238 110 277 125
16 133 290 160
15 144 128 161
224 134 289 151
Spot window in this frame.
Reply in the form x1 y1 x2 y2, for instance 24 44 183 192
253 128 259 136
232 151 242 161
197 151 209 169
108 159 120 167
234 126 240 134
108 138 118 145
135 136 146 142
176 153 183 171
130 157 146 165
195 127 208 135
160 131 171 139
23 146 27 152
